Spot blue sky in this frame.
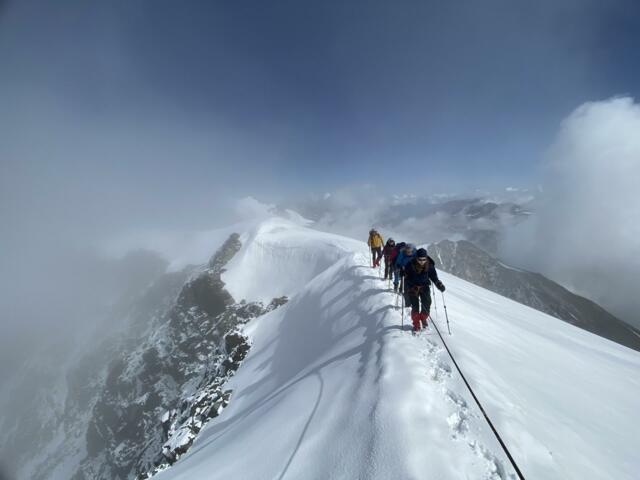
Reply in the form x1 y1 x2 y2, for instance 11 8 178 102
1 0 640 236
3 1 640 205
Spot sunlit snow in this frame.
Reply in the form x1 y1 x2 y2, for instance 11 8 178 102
157 218 640 480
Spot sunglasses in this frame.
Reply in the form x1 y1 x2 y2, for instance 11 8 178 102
416 258 428 263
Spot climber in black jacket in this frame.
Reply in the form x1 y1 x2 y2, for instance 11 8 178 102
402 248 445 332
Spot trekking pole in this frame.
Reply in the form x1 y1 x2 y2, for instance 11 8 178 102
431 283 438 319
369 248 372 268
395 292 399 308
401 277 405 331
395 272 400 308
441 291 451 335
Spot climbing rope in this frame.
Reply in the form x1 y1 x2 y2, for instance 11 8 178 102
430 307 527 480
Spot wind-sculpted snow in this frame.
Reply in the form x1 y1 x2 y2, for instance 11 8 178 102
157 218 640 480
222 218 363 303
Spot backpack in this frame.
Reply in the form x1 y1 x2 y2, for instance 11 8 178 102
390 242 406 264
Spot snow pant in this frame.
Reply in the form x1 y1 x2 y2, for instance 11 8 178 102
383 258 392 279
405 286 432 330
371 247 382 267
405 288 431 314
393 268 401 288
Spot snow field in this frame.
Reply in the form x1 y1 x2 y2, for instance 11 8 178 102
158 218 640 480
437 272 640 480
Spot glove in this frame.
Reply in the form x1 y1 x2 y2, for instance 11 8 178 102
436 281 445 292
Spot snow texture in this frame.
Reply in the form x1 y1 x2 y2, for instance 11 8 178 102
152 217 640 480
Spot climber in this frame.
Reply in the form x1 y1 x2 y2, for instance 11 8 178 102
403 248 445 332
381 238 396 281
367 229 384 268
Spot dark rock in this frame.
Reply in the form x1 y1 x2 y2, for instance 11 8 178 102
208 233 242 272
2 233 290 480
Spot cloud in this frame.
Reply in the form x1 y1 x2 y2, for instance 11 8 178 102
98 197 315 272
285 185 531 252
501 97 640 325
234 196 277 220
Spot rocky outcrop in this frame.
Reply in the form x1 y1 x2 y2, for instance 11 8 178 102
1 234 287 480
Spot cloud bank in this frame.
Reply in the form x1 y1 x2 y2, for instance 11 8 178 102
501 97 640 326
286 185 532 253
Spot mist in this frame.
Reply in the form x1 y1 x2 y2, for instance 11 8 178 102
2 0 639 386
280 185 532 250
501 97 640 327
0 2 274 379
2 1 640 478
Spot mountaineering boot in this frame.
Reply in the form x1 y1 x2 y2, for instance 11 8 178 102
393 282 398 293
420 311 429 328
411 312 421 332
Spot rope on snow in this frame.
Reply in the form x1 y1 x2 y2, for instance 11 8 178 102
430 311 527 480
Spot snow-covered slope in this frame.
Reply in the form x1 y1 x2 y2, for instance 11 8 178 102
429 239 640 351
156 218 640 480
222 218 362 303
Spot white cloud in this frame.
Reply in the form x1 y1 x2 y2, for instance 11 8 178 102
234 196 276 220
286 185 530 252
100 197 313 270
501 97 640 324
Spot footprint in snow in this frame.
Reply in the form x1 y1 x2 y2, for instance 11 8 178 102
445 389 468 410
421 334 514 480
421 338 440 354
444 389 473 439
429 359 452 382
447 410 469 438
468 440 517 480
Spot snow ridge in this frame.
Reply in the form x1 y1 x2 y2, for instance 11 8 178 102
157 218 640 480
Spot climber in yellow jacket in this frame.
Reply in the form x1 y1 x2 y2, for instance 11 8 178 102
367 229 384 268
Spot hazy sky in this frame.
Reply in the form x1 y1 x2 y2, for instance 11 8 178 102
2 0 640 362
3 0 640 214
